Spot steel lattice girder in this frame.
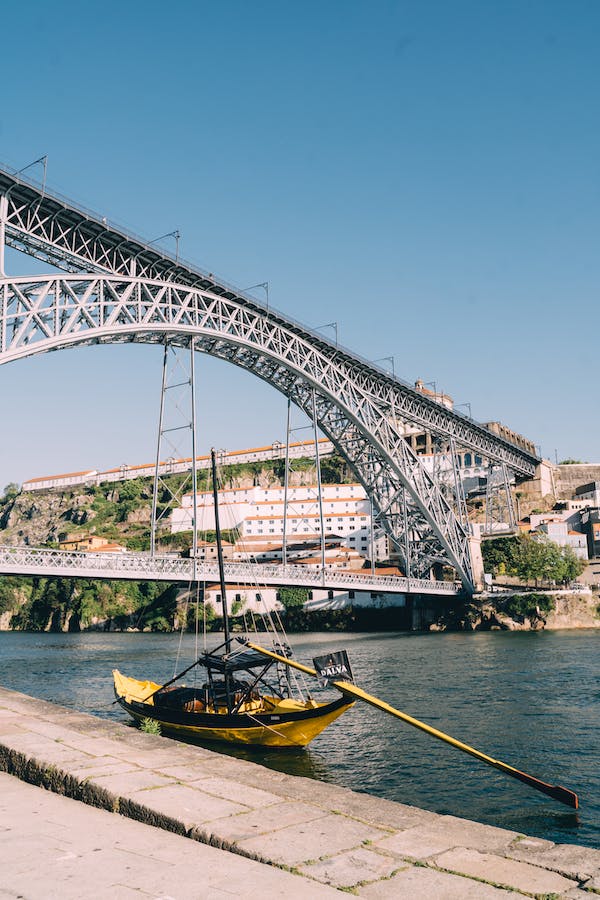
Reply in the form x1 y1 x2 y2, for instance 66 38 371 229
0 168 538 477
1 273 476 588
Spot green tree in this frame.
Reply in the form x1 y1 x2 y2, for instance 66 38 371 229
503 592 555 619
482 533 585 586
481 536 521 574
278 587 309 610
1 483 20 501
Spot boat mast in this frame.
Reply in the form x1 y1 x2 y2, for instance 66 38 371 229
211 449 231 652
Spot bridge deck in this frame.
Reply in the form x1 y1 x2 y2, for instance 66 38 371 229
0 546 460 596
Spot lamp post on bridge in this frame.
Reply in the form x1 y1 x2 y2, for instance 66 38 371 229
314 322 338 346
373 355 395 378
243 282 269 312
15 155 48 193
148 229 181 262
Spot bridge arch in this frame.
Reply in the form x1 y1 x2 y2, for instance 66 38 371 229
1 273 476 589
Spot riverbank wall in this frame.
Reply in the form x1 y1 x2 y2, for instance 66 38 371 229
1 685 599 896
1 590 598 634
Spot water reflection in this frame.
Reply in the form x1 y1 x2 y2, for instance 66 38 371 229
0 629 598 848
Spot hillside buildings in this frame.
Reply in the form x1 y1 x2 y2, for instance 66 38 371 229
21 439 334 492
171 482 389 565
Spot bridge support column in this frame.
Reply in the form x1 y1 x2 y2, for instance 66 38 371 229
0 195 7 275
467 533 485 593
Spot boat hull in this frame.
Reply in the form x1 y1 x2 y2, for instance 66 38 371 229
113 671 353 749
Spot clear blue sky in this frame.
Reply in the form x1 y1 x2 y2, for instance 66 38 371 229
1 0 598 486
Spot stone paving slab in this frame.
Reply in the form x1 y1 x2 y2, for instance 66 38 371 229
199 799 329 843
187 774 281 808
375 814 519 860
238 812 387 866
434 847 576 894
0 685 592 898
126 781 249 826
507 839 600 882
0 772 340 899
91 768 178 795
68 758 143 779
357 865 519 898
299 847 401 888
0 721 26 737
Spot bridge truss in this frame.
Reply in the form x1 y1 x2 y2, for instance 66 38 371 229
0 166 538 593
0 545 460 596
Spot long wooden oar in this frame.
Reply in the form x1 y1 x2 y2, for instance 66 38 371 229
245 641 579 809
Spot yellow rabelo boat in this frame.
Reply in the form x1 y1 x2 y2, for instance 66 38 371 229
113 645 354 749
113 449 354 749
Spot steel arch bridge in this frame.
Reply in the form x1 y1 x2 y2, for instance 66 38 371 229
0 166 539 593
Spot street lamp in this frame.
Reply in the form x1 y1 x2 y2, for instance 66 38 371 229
314 322 338 346
243 282 269 311
148 230 181 262
15 155 48 193
373 356 395 378
456 402 472 419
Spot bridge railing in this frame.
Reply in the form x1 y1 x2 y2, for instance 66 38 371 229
0 546 461 595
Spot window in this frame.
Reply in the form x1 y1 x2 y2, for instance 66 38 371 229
328 590 334 599
216 593 222 603
308 591 313 599
235 593 241 602
255 593 261 602
349 590 355 600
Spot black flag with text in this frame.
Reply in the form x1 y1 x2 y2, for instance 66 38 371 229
312 650 353 686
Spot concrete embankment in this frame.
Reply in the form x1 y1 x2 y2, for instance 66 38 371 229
1 687 598 897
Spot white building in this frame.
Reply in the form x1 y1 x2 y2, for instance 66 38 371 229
21 438 333 492
202 583 406 615
535 521 588 560
171 482 389 562
22 470 98 491
574 482 600 508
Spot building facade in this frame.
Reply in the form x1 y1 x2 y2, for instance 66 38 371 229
172 482 389 563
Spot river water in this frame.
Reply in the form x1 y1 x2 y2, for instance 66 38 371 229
0 629 598 848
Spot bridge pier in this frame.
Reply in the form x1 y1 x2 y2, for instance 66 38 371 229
467 533 485 592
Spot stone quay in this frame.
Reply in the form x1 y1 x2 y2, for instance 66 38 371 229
1 685 598 897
